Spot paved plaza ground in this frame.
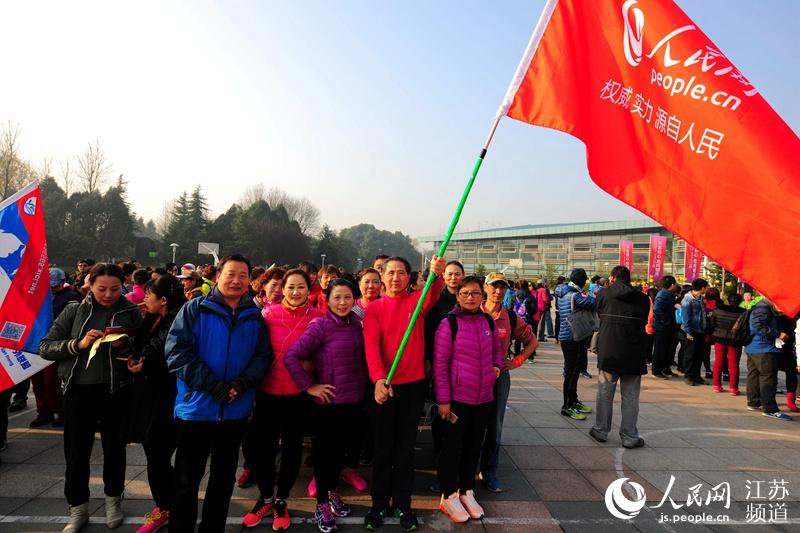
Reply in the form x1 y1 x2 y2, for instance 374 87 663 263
2 340 800 532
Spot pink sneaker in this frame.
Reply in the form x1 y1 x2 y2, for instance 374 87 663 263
136 507 168 533
730 389 740 396
340 468 367 492
308 476 317 498
712 386 725 393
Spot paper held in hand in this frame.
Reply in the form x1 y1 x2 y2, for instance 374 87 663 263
87 333 129 368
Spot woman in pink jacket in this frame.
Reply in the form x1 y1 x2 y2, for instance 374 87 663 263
434 275 503 523
242 269 323 531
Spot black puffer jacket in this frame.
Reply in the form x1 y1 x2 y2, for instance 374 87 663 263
710 304 745 346
39 292 143 393
596 281 651 375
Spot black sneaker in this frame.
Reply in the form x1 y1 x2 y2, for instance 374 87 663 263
8 398 26 413
623 438 645 449
364 507 387 531
29 413 55 428
394 508 418 532
588 428 607 443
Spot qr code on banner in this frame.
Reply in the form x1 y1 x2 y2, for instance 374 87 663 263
0 321 26 342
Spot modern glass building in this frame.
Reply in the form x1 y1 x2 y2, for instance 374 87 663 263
419 220 704 280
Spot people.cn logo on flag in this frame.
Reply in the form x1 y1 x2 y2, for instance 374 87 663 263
605 478 647 520
622 0 645 67
23 197 36 216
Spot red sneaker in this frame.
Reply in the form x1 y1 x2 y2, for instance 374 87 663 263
136 507 168 533
340 468 367 492
272 499 291 531
242 498 273 528
238 468 256 488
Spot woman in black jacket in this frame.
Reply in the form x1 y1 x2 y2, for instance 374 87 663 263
39 263 143 533
126 274 187 533
710 293 745 395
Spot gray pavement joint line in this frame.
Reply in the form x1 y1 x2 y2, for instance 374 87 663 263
613 426 800 532
6 407 35 420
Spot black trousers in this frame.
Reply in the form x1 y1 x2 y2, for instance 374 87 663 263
371 379 426 511
0 388 11 443
63 384 129 506
313 402 362 503
778 351 798 395
437 401 491 496
746 354 779 414
683 336 707 380
652 330 675 375
240 414 257 470
143 410 177 511
561 339 589 409
170 418 247 533
253 392 310 500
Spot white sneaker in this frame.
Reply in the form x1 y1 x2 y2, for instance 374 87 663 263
459 490 485 519
439 492 469 523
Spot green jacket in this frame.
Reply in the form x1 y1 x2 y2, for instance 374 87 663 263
39 293 143 393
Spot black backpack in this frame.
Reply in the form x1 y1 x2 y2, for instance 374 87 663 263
730 308 753 347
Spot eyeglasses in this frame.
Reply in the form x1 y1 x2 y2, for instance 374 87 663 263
458 291 483 298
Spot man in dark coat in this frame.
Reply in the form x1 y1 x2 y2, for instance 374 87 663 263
589 266 650 448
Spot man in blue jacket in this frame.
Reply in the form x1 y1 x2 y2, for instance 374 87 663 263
680 278 709 386
745 299 790 421
166 254 272 532
651 275 679 379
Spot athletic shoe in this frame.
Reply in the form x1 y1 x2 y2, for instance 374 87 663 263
272 500 291 531
560 407 587 420
29 413 55 428
479 472 503 493
8 398 26 412
763 411 793 421
655 372 670 380
580 370 593 379
395 508 418 531
746 405 761 411
242 498 273 528
712 386 725 393
328 491 351 517
573 402 592 414
237 468 256 488
588 428 607 443
730 389 740 396
623 438 645 449
315 502 336 533
664 369 677 377
364 507 388 531
459 490 484 520
308 477 317 498
439 493 469 523
340 468 367 492
136 507 168 533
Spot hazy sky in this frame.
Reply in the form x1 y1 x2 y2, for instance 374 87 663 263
1 1 797 240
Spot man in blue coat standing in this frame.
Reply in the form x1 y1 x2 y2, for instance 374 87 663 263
166 254 272 532
745 298 791 421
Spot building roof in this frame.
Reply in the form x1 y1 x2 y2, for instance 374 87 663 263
419 219 664 243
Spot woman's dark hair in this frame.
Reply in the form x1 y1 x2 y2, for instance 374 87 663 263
88 263 125 284
705 287 721 303
145 275 187 312
254 267 286 294
283 268 311 288
297 261 318 274
133 268 150 285
325 278 356 299
727 292 743 307
445 260 464 274
409 271 422 287
153 267 168 276
250 266 266 283
318 265 342 278
457 275 484 292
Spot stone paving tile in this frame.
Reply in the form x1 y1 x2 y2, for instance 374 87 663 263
1 438 61 464
636 470 715 501
536 427 600 447
555 445 617 470
0 463 64 498
0 497 28 515
580 469 665 501
37 465 146 499
505 445 573 470
500 408 528 428
516 410 576 429
522 469 603 501
544 501 641 532
701 447 786 473
651 446 726 470
751 448 800 470
499 426 548 446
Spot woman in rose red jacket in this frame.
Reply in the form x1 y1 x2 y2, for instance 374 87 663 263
434 275 503 524
242 269 323 531
284 278 367 533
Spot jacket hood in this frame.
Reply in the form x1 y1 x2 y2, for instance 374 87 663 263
605 281 640 302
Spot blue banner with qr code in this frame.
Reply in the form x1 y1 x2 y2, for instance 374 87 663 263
0 182 53 392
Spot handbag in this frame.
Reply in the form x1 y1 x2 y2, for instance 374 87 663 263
567 292 599 341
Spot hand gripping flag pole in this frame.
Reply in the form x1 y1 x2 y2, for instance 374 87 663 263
383 2 557 386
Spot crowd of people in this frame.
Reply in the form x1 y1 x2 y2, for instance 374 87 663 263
0 252 798 533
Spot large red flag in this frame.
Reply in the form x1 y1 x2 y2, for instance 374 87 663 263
501 0 800 315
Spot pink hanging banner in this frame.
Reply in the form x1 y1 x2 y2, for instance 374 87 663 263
619 240 633 272
684 243 704 282
648 235 667 282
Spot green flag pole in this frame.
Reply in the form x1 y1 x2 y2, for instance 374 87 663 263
384 115 503 386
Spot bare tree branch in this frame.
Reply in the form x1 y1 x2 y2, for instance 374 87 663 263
76 138 112 193
263 187 321 235
0 121 21 199
59 159 74 196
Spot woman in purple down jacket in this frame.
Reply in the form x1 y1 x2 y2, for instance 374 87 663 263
284 278 367 532
434 275 503 524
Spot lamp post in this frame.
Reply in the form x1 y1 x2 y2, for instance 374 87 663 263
320 253 326 266
170 243 179 264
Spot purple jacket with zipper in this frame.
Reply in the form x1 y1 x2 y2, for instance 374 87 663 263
283 310 367 405
434 305 504 406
